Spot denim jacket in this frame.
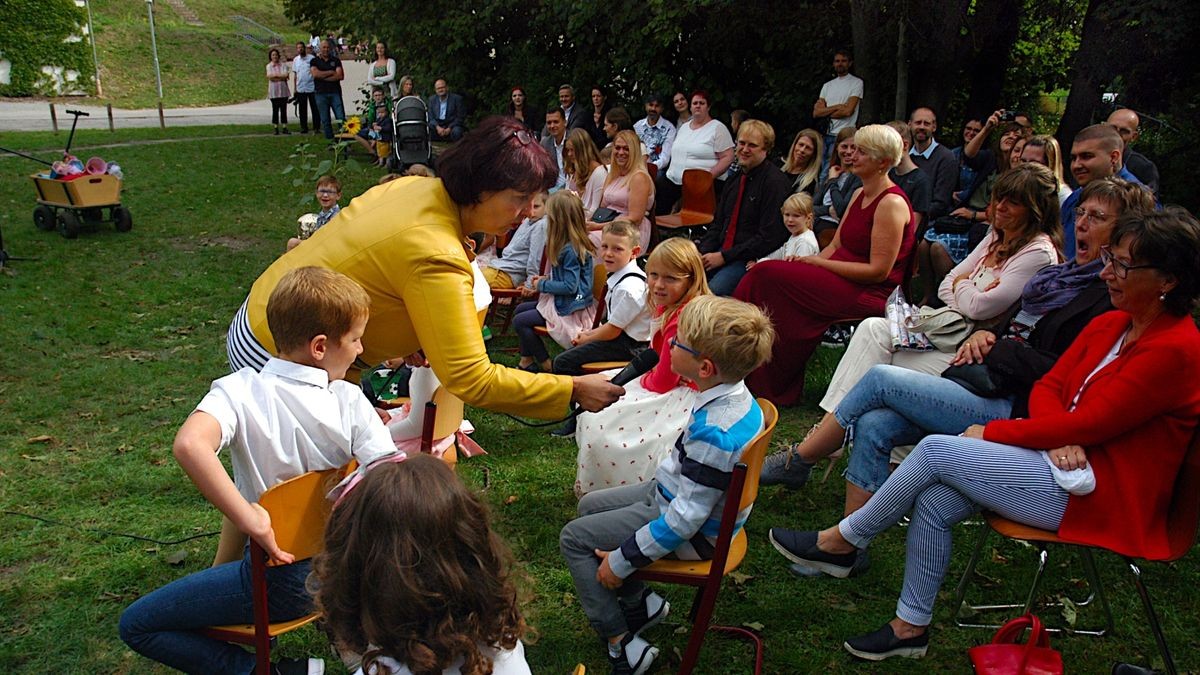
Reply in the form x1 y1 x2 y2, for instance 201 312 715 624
539 245 594 316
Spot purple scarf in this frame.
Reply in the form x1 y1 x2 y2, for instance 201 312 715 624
1019 257 1104 316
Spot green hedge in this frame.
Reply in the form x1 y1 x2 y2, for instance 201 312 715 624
0 0 95 96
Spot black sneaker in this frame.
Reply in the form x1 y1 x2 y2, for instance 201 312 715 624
759 446 814 489
768 528 858 578
843 623 928 661
608 632 658 675
788 549 870 578
621 589 670 637
551 416 578 438
272 657 325 675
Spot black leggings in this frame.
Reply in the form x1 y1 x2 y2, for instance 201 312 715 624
270 97 288 125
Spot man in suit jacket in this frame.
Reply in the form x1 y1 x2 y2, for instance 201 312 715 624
558 84 587 132
428 78 466 141
540 105 568 190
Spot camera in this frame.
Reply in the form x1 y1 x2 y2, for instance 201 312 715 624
998 110 1017 122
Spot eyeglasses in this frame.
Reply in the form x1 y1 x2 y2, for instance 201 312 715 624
1074 207 1111 223
510 129 534 146
669 337 701 358
316 189 339 196
1099 245 1156 279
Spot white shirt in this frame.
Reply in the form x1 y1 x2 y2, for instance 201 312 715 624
819 74 864 134
197 358 397 503
605 260 651 342
666 118 734 185
292 54 315 93
357 641 530 675
762 230 819 261
634 116 677 171
551 136 567 189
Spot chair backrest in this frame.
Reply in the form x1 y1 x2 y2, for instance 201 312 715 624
591 259 608 304
646 161 658 181
429 386 465 440
737 399 778 511
679 169 716 217
258 468 340 564
1165 429 1200 560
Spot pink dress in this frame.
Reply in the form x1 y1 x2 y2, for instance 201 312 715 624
598 172 654 248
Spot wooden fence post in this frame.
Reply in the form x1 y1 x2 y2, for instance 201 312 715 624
107 104 114 132
49 103 59 133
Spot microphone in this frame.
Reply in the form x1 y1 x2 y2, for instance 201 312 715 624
608 349 660 388
568 350 661 419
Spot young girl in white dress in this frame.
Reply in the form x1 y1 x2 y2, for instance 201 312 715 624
573 237 711 496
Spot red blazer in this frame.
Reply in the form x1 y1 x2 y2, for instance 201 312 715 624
984 310 1200 559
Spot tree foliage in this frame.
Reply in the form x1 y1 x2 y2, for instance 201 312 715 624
0 0 95 96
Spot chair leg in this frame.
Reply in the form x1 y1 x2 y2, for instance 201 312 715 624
951 523 990 628
1076 548 1114 636
1126 558 1178 675
708 626 764 674
678 584 721 675
1020 544 1051 614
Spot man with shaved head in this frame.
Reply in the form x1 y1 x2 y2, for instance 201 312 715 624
1107 108 1159 196
1061 124 1146 257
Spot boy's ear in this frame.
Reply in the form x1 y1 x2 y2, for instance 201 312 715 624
631 245 643 258
308 334 330 362
700 357 718 380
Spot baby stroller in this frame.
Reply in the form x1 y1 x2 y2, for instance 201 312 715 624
388 95 433 173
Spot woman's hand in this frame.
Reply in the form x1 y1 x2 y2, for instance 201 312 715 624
1049 444 1088 471
402 351 429 368
828 164 843 180
585 220 604 231
245 503 295 565
571 374 625 412
796 255 827 269
962 424 986 439
952 330 997 365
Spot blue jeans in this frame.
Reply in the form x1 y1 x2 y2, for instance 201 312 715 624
818 132 838 184
313 91 345 140
512 300 549 361
706 262 749 296
119 547 314 674
835 365 1014 493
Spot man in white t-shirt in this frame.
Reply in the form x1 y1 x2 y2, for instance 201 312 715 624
291 43 318 134
813 50 864 175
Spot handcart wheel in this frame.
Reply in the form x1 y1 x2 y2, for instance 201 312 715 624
57 211 81 239
113 206 133 232
34 205 56 231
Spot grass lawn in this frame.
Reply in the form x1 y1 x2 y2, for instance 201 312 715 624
68 0 307 109
1 127 1198 673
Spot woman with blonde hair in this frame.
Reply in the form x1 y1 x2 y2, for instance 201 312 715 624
1020 135 1072 204
574 237 711 495
735 124 917 406
782 129 824 196
590 129 654 246
563 128 609 217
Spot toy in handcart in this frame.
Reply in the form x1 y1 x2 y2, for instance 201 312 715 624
0 109 133 239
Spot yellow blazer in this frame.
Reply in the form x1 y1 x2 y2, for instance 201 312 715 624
245 177 573 418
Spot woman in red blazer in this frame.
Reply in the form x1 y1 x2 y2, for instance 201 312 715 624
768 207 1200 662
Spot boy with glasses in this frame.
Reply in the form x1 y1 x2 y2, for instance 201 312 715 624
288 175 342 251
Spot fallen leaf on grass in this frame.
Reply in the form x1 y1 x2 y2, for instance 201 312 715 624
20 455 48 461
27 435 55 444
504 495 519 505
165 550 188 565
728 571 754 586
742 621 765 632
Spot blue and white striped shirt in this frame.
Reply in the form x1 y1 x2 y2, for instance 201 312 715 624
608 381 763 578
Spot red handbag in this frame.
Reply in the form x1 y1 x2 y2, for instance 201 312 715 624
967 613 1064 674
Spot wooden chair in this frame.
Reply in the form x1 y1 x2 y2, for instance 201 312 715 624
533 263 608 340
203 468 342 674
655 169 715 243
950 430 1200 675
631 399 778 675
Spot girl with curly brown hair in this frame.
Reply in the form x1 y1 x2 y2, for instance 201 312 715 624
314 454 530 674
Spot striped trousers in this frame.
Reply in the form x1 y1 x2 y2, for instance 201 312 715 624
839 434 1070 625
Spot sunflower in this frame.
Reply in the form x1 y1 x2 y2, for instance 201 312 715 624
341 116 362 135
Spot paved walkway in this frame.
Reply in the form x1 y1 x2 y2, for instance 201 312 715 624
0 60 371 132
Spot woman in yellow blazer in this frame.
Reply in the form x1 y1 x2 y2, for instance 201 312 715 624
227 117 623 418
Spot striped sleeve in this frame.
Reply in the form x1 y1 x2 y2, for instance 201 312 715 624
607 393 762 578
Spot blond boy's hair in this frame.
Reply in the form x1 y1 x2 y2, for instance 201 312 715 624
781 192 814 217
267 267 371 353
602 219 641 249
316 175 341 192
677 295 774 382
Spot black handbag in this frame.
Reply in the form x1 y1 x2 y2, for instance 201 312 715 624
591 207 619 223
929 214 976 235
940 363 1006 398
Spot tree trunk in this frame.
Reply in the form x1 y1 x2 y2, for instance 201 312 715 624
963 0 1023 117
894 3 909 120
1055 0 1119 155
906 0 971 117
850 0 895 124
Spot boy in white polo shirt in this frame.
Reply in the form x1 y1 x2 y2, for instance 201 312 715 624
120 266 398 675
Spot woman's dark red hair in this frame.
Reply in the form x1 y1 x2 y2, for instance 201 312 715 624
438 116 557 204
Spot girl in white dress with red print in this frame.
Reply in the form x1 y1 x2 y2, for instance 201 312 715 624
573 237 711 497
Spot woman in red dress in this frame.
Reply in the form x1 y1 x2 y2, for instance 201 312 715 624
735 125 916 406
